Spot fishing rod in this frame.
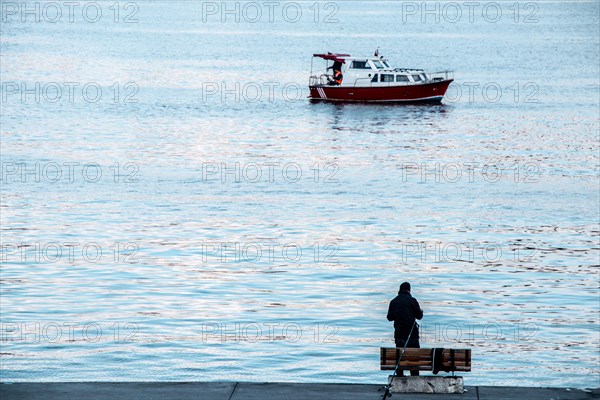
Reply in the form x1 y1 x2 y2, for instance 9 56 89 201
380 320 417 400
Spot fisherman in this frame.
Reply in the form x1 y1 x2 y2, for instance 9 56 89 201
327 60 344 86
333 69 343 85
386 282 423 376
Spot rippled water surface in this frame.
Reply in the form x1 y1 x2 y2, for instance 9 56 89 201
1 0 599 388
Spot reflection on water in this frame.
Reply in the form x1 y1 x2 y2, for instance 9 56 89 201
1 0 599 388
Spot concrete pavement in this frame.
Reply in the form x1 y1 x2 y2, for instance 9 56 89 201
1 382 598 400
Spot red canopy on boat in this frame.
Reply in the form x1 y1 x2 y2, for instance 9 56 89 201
313 53 351 63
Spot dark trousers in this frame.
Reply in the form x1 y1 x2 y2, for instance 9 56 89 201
395 338 420 376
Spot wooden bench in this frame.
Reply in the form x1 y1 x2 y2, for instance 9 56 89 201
380 348 471 373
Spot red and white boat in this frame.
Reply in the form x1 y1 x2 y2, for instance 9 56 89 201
309 52 453 103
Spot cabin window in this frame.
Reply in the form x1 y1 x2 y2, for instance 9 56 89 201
412 74 422 82
396 75 410 82
371 74 378 83
383 61 391 68
381 74 395 82
350 61 370 69
372 60 384 69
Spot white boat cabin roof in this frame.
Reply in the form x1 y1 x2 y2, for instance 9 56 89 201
312 53 424 73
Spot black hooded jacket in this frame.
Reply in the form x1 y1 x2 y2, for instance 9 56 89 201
387 290 423 342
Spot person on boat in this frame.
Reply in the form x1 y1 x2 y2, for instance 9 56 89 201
332 69 343 85
326 61 344 86
387 282 423 376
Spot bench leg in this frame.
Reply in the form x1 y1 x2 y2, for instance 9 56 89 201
398 369 419 377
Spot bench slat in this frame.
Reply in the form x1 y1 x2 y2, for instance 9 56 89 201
381 365 472 371
382 354 469 360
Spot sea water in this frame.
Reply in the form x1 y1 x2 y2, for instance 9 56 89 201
0 0 598 387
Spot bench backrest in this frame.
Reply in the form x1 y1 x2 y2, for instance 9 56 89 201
380 348 471 372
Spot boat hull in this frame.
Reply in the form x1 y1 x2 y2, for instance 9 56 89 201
309 79 453 103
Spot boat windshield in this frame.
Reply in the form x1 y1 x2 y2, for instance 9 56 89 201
372 60 385 69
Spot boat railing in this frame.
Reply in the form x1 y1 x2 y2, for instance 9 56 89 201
393 68 425 72
309 74 329 86
428 70 454 81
